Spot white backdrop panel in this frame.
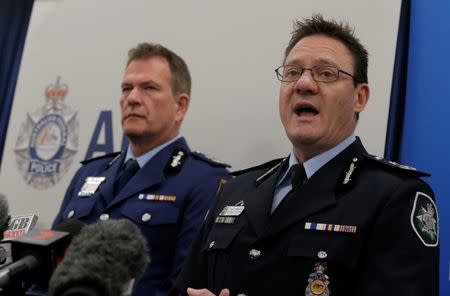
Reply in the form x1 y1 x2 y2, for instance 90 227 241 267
0 0 401 227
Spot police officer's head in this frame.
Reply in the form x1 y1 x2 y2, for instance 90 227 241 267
276 14 370 162
120 43 191 156
283 14 368 86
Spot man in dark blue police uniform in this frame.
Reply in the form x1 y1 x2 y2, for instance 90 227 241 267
52 43 230 296
172 15 439 296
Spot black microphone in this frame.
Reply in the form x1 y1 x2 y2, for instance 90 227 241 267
0 219 85 289
0 194 10 241
3 214 39 241
0 194 11 267
48 219 150 296
0 213 39 274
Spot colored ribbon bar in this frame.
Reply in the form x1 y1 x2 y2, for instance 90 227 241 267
305 222 357 234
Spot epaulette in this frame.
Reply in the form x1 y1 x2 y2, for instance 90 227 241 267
80 152 121 166
365 154 431 177
191 151 231 168
231 157 285 177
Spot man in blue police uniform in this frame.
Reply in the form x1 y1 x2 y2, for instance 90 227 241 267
53 43 230 296
172 15 439 296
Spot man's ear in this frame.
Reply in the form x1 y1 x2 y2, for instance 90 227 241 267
175 93 190 122
354 83 370 113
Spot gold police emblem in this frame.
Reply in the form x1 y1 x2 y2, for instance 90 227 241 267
310 279 326 295
305 263 330 296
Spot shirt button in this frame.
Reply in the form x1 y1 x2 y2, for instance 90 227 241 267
99 213 109 221
142 213 152 222
317 251 327 259
209 241 215 249
249 249 261 259
67 210 75 219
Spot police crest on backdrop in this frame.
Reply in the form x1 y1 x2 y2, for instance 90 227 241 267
14 77 79 190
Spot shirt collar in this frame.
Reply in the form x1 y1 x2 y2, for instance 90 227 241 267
124 134 182 168
277 133 356 185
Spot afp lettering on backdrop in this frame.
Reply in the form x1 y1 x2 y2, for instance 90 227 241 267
14 77 79 190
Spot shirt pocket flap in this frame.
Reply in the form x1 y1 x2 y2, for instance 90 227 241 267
120 202 180 226
62 199 96 220
288 231 362 268
201 226 241 252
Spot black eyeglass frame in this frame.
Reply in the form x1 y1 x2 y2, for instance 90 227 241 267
274 65 357 83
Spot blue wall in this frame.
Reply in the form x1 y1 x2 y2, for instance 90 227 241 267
399 1 450 294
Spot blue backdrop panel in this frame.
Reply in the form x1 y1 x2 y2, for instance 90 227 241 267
399 1 450 294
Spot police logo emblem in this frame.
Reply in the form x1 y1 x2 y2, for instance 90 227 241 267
411 192 439 247
305 263 330 296
14 77 79 190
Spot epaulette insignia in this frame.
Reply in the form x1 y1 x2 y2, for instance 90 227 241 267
255 159 286 185
366 154 430 177
164 148 187 174
231 158 285 177
191 151 230 168
80 152 122 166
337 157 360 191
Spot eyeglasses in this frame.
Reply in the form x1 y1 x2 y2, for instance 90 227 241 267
275 65 355 83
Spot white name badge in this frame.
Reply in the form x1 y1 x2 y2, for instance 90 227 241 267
219 205 245 217
78 176 106 197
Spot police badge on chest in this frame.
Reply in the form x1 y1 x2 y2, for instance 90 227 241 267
305 262 330 296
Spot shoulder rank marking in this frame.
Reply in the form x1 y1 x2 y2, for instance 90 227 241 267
366 154 430 177
191 151 230 167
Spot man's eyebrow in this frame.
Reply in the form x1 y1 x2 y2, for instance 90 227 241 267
284 58 338 67
121 80 158 87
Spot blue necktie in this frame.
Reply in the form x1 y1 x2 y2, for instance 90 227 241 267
113 159 140 196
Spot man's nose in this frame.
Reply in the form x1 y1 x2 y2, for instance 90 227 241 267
294 69 318 95
125 88 141 104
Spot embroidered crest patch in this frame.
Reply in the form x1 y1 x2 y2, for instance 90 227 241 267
411 192 439 247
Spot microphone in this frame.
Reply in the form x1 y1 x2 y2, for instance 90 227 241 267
0 194 12 267
48 219 150 296
0 213 39 272
0 220 85 289
3 214 39 241
0 194 10 240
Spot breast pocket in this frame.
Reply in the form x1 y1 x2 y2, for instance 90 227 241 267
200 225 242 291
62 198 97 221
120 200 180 226
288 230 363 294
288 230 362 269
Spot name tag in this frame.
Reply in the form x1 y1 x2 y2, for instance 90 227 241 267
78 177 106 197
215 216 236 224
219 205 245 217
